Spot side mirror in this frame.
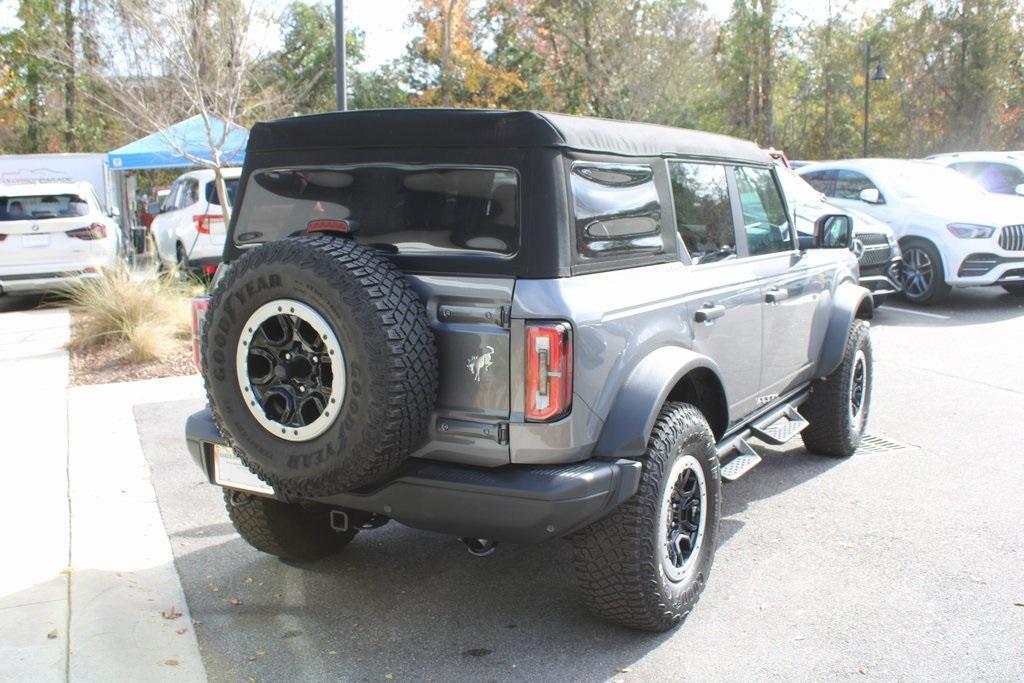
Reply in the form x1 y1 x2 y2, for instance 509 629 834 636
859 187 882 204
797 233 816 251
1014 183 1024 197
815 214 855 250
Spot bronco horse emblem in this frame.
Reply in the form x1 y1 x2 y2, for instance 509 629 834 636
466 346 495 382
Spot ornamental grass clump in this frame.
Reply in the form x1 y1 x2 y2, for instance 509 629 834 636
62 265 204 363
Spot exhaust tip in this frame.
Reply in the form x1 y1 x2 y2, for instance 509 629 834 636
460 537 497 557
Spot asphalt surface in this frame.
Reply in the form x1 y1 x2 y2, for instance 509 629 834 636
136 286 1024 682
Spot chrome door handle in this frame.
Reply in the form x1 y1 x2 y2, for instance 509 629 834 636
765 287 790 304
694 304 727 323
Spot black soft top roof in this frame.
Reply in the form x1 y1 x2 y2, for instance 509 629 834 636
246 109 769 164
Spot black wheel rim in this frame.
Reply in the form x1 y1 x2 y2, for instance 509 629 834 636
850 349 868 422
237 299 345 441
660 454 706 582
901 247 933 298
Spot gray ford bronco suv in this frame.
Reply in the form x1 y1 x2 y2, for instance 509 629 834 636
185 109 874 632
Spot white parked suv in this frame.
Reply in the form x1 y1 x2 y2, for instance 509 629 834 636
151 168 240 275
798 159 1024 303
926 151 1024 198
0 182 119 296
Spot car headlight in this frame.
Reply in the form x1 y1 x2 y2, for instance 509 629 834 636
947 223 995 239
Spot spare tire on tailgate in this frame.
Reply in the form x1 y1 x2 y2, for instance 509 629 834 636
203 234 438 497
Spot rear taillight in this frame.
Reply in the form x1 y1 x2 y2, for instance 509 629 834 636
191 296 211 372
193 214 223 234
66 223 107 240
525 321 572 422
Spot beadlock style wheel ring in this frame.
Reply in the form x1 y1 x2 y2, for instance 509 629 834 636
660 454 707 583
849 348 868 426
236 299 346 442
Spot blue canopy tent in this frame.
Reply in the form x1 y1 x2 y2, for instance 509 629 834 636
108 114 248 170
107 115 248 257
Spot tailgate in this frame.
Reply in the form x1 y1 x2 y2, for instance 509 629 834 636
404 274 515 465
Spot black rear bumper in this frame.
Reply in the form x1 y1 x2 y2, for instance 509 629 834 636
185 409 641 544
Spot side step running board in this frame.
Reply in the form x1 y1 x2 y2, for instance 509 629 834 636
750 406 809 446
720 437 762 481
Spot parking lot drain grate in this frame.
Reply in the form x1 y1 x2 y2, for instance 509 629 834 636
855 434 914 455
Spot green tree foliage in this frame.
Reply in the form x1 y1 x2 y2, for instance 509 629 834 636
2 0 1024 158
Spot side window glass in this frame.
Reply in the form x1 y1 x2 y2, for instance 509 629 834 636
735 166 794 256
164 182 181 211
952 162 1024 194
668 161 735 264
183 180 199 207
571 163 662 257
801 170 834 196
833 170 878 200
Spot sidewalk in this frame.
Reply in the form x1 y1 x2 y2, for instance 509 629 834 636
0 306 207 680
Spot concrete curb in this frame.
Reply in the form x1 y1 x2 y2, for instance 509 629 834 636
67 375 207 681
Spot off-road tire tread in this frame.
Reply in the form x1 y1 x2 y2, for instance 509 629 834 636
223 491 356 561
801 320 872 457
203 234 438 496
572 402 720 631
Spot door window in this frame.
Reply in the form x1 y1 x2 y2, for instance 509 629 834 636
833 170 879 200
800 169 835 195
949 162 1024 194
668 161 736 264
734 166 793 256
181 179 199 207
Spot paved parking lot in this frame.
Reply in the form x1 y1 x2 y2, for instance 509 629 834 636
133 288 1023 681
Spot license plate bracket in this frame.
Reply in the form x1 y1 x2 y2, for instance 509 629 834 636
212 445 274 496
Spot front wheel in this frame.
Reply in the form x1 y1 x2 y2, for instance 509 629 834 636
801 320 873 457
224 490 357 561
900 240 950 305
572 402 721 631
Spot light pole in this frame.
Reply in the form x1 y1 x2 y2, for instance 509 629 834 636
862 43 888 157
334 0 346 111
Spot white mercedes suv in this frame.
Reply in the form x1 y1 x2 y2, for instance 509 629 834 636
0 182 119 296
798 159 1024 304
151 167 240 276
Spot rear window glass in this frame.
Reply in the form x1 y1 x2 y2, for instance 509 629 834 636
0 194 90 221
571 163 662 257
233 166 518 255
205 178 240 206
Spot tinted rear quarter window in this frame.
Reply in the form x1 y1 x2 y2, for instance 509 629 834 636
205 178 241 206
571 163 662 258
233 166 518 255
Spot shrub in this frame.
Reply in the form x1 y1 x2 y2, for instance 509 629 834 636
61 266 205 363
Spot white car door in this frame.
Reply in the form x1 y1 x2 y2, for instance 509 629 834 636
154 181 182 262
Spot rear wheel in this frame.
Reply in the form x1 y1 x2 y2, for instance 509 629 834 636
1001 283 1024 296
572 402 721 632
175 243 194 278
899 240 950 305
224 489 356 561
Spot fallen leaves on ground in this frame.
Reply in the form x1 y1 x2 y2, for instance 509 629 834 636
176 628 187 635
47 629 58 640
228 598 242 606
615 667 631 673
165 659 179 666
161 607 183 620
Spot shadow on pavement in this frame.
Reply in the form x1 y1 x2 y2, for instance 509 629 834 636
0 294 46 313
139 399 843 682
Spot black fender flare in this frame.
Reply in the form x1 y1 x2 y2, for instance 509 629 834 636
814 280 873 378
592 346 726 459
